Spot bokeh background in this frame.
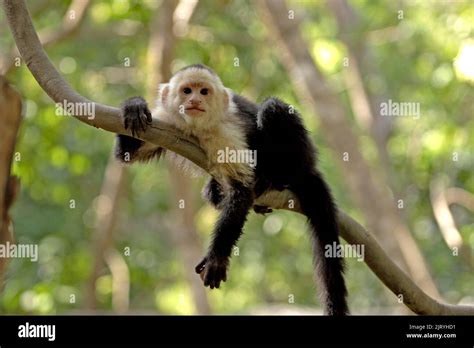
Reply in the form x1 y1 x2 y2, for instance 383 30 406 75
0 0 473 314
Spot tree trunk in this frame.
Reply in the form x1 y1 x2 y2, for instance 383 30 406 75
146 0 211 314
85 152 128 311
0 76 22 289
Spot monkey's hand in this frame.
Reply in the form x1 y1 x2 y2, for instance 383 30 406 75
195 254 229 289
121 96 152 137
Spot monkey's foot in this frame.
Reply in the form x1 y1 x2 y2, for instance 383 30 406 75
121 96 152 137
253 205 273 215
195 254 229 289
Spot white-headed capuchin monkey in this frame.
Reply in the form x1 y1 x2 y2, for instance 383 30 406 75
115 64 348 315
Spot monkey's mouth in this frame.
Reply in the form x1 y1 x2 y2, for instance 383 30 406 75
186 107 205 114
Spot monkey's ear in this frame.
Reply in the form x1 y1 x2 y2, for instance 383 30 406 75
159 83 170 105
223 88 231 109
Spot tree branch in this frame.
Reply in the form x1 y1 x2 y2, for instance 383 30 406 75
445 187 474 213
2 0 473 315
38 0 91 47
430 178 472 269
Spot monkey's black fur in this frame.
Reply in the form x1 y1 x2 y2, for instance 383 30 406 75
115 69 349 316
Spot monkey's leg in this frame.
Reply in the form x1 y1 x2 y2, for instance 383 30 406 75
258 97 348 315
292 173 349 315
114 96 163 163
195 180 253 289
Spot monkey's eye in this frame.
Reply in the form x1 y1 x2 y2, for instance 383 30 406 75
200 88 209 95
183 87 192 94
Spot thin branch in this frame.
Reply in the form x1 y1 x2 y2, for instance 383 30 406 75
173 0 199 37
2 0 474 315
445 187 474 213
39 0 91 47
104 248 130 314
430 179 464 249
430 178 472 268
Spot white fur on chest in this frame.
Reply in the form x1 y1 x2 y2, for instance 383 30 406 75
152 104 254 187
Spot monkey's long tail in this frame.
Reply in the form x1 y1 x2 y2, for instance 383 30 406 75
292 172 349 316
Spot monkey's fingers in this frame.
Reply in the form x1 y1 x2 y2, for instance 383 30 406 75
125 110 141 133
139 113 148 132
144 108 153 123
221 268 227 283
203 271 211 287
204 271 218 289
131 118 141 137
204 266 227 289
123 116 130 130
195 258 207 274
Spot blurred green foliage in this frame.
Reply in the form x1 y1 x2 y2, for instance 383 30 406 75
0 0 473 314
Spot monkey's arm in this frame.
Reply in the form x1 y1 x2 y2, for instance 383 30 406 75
114 96 164 163
195 179 254 289
202 178 225 209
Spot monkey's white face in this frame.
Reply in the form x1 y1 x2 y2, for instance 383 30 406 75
160 68 229 131
177 81 213 117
